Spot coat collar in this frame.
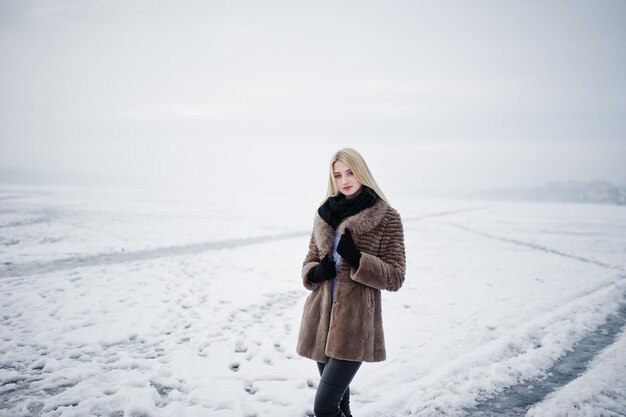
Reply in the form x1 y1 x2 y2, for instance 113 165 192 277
312 198 389 256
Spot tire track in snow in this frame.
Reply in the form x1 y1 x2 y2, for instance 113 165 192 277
465 296 626 417
431 221 626 415
403 206 490 222
438 221 623 271
366 276 626 416
0 231 307 279
0 208 58 229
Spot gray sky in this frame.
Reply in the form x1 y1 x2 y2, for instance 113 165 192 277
1 0 625 195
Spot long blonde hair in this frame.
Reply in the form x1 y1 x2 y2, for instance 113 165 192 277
323 148 388 204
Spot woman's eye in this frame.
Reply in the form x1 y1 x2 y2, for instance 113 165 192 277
347 171 353 176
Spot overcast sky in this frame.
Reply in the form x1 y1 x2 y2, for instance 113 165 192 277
1 0 624 196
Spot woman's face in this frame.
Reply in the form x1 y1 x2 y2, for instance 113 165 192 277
333 161 363 199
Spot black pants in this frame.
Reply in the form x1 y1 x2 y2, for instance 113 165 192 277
314 358 362 417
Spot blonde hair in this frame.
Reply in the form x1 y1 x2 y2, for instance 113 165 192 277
323 148 388 203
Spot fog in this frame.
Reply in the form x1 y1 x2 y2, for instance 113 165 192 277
1 0 625 197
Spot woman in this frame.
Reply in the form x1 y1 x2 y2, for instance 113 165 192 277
297 148 406 417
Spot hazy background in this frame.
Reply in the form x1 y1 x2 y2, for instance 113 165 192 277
1 0 625 198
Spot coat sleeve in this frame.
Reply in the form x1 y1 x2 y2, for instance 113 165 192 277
302 231 322 291
349 209 406 292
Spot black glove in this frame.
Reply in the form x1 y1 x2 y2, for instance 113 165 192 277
337 229 361 269
308 254 337 283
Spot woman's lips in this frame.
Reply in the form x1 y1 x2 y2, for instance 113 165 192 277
342 186 352 191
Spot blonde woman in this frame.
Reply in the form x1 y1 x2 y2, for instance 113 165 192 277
297 148 407 417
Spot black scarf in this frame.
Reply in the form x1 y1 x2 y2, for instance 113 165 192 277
318 186 380 229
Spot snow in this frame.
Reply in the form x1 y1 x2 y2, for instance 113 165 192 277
527 325 626 417
1 185 625 416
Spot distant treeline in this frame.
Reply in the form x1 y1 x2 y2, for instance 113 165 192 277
471 180 626 205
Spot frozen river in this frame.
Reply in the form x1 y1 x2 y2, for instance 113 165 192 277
1 185 625 417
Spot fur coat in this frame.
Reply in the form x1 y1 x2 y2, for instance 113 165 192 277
296 198 406 363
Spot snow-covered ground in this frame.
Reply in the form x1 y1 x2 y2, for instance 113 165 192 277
1 185 625 417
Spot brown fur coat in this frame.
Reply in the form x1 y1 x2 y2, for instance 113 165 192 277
296 198 406 363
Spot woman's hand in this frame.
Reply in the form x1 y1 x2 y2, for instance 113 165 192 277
337 229 361 269
308 254 337 283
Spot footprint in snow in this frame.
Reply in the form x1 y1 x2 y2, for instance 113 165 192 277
234 339 248 353
243 381 258 395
